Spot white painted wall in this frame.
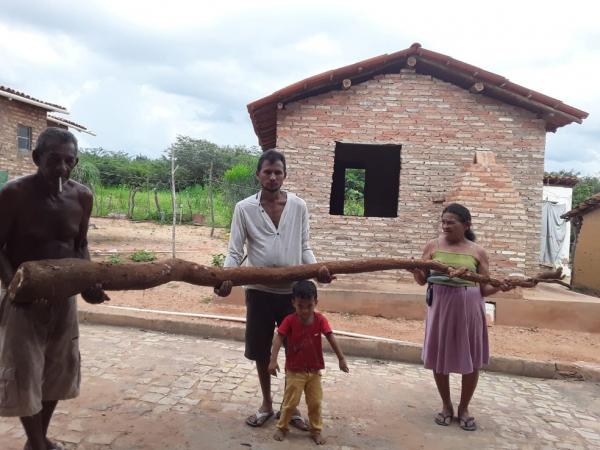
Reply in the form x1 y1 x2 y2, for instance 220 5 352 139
542 185 572 274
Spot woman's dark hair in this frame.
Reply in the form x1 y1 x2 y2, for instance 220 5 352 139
443 203 476 242
292 280 317 300
34 127 78 155
257 149 286 174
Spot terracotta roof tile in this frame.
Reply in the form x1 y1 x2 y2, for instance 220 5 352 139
0 85 67 112
247 43 588 150
543 175 579 187
561 192 600 219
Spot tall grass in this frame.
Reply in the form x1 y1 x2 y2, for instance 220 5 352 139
92 185 234 227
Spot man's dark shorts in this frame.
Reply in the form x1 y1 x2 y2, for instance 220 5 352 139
245 289 294 362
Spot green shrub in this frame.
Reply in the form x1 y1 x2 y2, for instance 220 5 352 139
211 253 226 267
130 250 156 262
107 254 121 265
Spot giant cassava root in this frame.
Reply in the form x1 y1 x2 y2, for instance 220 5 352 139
5 257 565 304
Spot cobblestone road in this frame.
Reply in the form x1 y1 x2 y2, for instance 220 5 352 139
1 324 600 449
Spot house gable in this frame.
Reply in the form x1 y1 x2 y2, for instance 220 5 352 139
248 43 588 150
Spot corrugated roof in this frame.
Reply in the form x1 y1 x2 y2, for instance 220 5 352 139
561 192 600 219
247 43 589 150
0 85 68 112
543 175 579 187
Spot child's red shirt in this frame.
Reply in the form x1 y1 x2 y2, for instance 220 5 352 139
277 312 332 372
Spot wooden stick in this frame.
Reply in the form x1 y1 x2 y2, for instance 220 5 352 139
5 257 564 304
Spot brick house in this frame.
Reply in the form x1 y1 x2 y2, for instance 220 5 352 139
0 85 93 186
247 43 588 283
561 193 600 297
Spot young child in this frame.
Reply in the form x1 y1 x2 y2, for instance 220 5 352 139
268 280 349 445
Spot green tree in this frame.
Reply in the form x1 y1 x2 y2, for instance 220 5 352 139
545 170 600 207
167 136 260 188
71 158 101 191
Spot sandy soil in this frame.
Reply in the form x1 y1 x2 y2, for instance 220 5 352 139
87 217 600 364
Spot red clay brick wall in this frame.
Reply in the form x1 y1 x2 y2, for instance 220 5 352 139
277 69 546 284
0 97 46 179
446 151 529 274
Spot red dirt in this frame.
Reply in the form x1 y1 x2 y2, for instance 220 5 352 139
88 218 600 364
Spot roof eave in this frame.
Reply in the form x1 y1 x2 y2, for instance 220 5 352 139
47 115 96 136
247 43 588 150
0 90 68 113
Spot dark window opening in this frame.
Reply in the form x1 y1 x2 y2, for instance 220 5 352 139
329 142 401 218
17 125 32 151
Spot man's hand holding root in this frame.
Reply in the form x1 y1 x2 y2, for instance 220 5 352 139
81 283 110 304
214 280 233 297
316 266 336 284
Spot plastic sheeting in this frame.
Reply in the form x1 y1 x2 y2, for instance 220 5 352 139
540 201 567 266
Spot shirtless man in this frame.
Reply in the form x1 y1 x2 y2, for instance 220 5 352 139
215 149 333 429
0 127 106 450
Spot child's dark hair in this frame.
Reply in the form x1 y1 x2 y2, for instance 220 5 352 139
257 149 286 174
443 203 476 241
292 280 317 300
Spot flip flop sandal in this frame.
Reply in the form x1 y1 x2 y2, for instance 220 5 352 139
289 415 309 431
24 441 64 450
245 410 274 427
275 411 309 431
434 411 454 426
459 416 477 431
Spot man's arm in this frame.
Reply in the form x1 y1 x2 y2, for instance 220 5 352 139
300 202 317 264
76 188 109 303
215 205 246 296
325 333 349 373
268 333 284 376
300 202 335 283
224 205 247 268
0 185 16 288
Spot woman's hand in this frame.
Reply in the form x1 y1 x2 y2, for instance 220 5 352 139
499 278 515 291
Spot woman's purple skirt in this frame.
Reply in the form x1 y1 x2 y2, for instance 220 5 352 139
422 284 489 375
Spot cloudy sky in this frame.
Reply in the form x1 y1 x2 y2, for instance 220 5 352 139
1 0 598 175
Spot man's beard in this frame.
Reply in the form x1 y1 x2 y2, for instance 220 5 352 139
261 184 280 193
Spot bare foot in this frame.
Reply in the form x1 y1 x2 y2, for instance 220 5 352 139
273 429 287 441
311 434 326 445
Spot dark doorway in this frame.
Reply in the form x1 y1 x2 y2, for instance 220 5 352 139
329 142 401 217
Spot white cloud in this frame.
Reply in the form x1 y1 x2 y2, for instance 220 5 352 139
0 0 598 174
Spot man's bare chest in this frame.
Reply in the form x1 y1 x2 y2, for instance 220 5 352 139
14 196 83 242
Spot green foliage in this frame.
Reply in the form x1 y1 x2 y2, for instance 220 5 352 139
79 148 171 188
545 170 600 207
76 136 261 228
573 176 600 207
168 136 260 189
222 163 260 218
71 159 101 191
211 253 226 268
344 168 365 216
107 254 121 265
130 250 156 262
92 185 232 227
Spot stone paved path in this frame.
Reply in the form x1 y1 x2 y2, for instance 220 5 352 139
1 324 600 449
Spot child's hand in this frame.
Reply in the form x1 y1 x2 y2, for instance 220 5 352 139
339 358 349 373
268 360 280 377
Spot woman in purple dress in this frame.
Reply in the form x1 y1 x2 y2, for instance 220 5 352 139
410 203 513 431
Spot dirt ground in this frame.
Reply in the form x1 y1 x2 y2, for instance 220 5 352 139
88 217 600 365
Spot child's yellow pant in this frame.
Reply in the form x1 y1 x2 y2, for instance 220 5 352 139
277 371 322 434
